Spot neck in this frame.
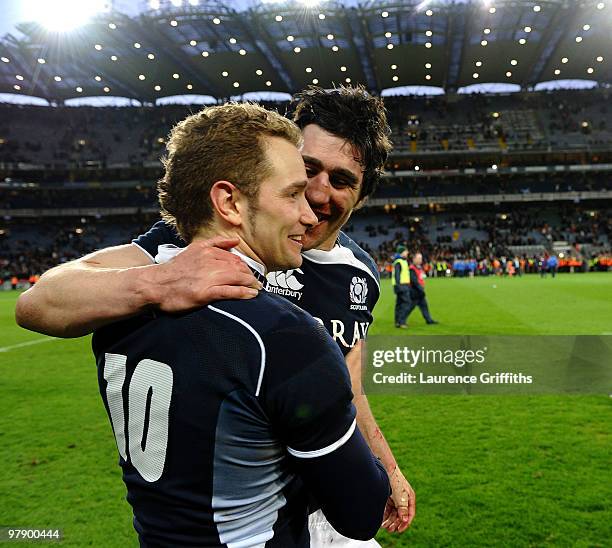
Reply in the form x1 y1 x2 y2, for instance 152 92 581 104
316 230 340 251
193 228 266 274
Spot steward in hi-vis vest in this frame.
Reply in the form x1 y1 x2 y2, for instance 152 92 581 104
392 246 411 329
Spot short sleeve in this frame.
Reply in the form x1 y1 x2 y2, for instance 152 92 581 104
132 221 185 261
259 320 356 458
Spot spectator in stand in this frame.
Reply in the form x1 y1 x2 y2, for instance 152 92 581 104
406 253 438 326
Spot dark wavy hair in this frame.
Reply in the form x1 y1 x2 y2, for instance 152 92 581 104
291 85 392 201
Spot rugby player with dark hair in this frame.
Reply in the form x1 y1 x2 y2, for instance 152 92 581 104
92 102 390 546
16 86 416 544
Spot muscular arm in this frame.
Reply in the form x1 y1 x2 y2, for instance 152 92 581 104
15 239 260 338
346 343 416 532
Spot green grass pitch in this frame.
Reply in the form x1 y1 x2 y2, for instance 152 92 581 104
1 273 611 547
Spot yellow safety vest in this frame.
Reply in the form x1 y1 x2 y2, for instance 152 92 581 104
392 258 410 286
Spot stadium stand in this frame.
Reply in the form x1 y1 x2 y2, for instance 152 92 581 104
0 0 610 286
1 90 611 168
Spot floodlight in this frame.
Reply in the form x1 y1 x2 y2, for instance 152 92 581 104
23 0 108 32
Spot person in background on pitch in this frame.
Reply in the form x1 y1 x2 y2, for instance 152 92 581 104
392 245 410 329
406 252 438 326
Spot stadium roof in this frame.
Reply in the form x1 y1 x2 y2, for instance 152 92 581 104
0 0 610 103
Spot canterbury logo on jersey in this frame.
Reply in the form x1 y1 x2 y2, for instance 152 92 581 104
349 276 368 311
265 269 304 301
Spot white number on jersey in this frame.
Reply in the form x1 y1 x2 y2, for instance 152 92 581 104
103 353 173 482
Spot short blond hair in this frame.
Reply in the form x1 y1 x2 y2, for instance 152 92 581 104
158 102 303 242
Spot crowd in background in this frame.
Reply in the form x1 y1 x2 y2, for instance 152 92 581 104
2 206 610 284
1 89 611 168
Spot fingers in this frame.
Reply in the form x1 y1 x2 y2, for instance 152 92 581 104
381 507 399 532
395 505 411 533
212 269 263 290
382 500 393 522
208 285 260 302
395 487 415 532
406 489 416 528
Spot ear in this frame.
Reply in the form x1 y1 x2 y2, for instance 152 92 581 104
354 195 368 210
210 181 244 227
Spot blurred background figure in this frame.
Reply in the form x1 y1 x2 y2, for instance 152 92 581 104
406 252 438 326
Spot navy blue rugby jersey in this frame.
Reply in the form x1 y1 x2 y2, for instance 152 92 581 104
92 277 358 547
133 222 380 356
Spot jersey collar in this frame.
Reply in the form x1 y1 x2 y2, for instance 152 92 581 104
230 248 266 283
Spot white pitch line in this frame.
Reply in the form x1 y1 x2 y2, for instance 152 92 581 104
0 337 58 352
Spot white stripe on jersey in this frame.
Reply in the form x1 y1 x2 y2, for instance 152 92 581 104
132 241 156 263
208 305 267 397
287 418 357 459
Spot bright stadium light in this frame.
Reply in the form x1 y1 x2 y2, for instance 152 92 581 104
23 0 108 32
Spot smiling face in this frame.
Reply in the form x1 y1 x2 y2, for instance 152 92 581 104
300 124 364 251
241 136 317 272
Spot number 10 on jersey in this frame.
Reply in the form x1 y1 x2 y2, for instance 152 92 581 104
103 353 174 482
